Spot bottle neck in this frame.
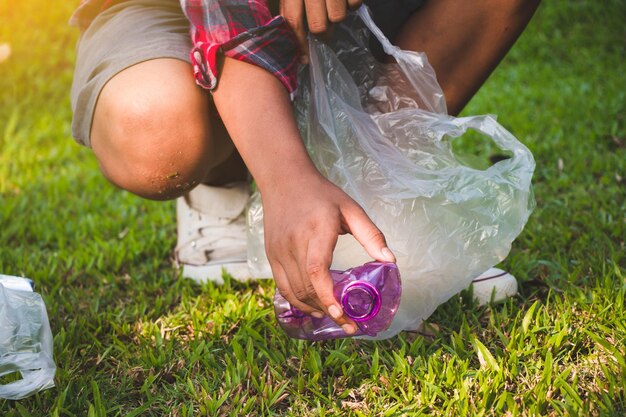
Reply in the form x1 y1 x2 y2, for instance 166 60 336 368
341 281 382 322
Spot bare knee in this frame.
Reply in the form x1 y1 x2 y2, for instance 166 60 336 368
91 59 231 200
95 92 211 200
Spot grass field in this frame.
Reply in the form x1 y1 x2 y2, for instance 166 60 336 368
1 1 625 416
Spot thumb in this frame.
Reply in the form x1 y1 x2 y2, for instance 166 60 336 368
342 204 396 263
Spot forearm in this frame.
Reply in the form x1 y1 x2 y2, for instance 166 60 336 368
211 57 318 192
210 56 391 332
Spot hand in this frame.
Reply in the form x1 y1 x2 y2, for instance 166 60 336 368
262 172 395 334
280 0 363 64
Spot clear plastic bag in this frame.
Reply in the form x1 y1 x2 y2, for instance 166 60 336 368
0 275 56 400
248 7 535 338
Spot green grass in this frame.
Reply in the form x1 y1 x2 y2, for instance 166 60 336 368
1 1 625 415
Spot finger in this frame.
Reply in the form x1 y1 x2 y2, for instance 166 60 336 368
305 0 329 34
283 248 327 315
326 0 347 23
347 0 362 11
272 259 324 317
290 237 325 312
305 231 357 334
281 0 309 64
342 203 396 263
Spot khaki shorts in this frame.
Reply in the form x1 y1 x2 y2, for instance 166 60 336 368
70 0 191 147
70 0 425 147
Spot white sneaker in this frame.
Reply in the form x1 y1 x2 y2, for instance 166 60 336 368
470 267 518 305
175 182 251 283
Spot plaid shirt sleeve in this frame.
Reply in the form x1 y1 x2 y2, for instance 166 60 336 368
180 0 301 99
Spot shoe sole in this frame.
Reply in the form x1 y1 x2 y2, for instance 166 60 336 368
180 262 275 284
181 262 252 284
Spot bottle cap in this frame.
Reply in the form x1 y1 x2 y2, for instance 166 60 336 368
341 281 381 322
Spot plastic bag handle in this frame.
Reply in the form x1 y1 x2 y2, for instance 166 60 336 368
356 6 533 178
306 7 534 194
356 7 447 114
0 367 56 401
356 7 404 62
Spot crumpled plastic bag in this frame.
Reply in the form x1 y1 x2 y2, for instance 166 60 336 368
248 7 535 338
0 275 56 400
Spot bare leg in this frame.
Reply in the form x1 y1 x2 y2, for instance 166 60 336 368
90 58 246 200
394 0 541 115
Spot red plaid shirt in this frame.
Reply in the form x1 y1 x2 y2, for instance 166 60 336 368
71 0 300 98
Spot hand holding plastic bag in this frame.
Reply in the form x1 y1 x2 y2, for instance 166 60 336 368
0 275 56 400
249 7 535 338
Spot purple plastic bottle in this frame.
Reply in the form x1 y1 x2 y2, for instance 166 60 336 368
274 261 402 341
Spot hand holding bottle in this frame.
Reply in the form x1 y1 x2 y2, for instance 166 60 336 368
274 261 402 341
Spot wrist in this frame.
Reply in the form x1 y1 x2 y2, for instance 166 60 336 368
256 160 323 196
